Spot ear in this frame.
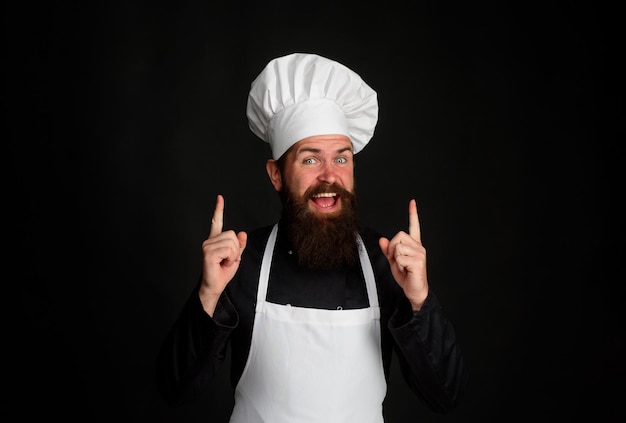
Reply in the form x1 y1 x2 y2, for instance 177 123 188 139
266 159 283 191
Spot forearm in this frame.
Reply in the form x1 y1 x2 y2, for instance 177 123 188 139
389 292 467 413
156 285 237 407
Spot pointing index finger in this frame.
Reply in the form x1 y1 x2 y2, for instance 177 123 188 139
408 199 421 242
209 194 224 238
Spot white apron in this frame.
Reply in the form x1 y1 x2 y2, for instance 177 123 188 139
229 224 387 423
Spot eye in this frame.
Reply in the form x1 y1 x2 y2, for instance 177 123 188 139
335 157 348 164
303 157 317 165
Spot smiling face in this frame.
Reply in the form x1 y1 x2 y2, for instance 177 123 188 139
266 134 355 216
265 134 361 270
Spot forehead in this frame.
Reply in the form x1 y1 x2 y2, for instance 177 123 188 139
292 134 353 155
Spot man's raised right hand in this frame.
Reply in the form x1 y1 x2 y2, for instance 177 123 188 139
199 194 248 316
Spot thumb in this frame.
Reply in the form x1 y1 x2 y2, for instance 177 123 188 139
378 237 390 257
237 231 248 258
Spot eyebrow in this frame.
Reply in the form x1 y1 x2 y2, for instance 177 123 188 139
296 146 353 156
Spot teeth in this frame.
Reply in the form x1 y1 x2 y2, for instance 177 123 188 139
312 193 337 198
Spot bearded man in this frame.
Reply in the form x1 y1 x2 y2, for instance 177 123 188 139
156 53 467 423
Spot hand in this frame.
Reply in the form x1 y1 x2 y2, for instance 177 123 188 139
199 194 247 316
378 199 428 311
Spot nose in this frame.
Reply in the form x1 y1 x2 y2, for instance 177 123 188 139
317 161 336 184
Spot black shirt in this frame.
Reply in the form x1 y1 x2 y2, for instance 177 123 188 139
156 221 467 414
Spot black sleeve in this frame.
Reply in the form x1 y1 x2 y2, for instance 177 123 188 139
388 292 468 413
155 282 238 407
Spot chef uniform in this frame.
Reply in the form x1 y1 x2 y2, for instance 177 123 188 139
229 224 386 422
155 52 467 420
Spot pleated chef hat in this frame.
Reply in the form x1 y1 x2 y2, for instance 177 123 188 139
246 53 378 160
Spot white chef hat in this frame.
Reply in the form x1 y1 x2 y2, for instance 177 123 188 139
246 53 378 160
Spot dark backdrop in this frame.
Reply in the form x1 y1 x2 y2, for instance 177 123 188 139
8 1 623 422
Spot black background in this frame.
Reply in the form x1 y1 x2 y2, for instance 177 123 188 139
8 1 624 421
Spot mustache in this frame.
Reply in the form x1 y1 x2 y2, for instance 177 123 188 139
303 183 353 198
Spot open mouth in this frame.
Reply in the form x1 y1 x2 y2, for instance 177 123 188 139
311 192 338 209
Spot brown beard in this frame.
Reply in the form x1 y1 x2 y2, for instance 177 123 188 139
281 182 362 270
